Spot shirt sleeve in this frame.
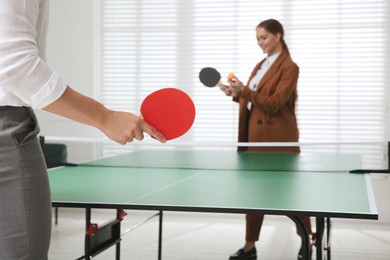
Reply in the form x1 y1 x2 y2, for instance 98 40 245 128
0 0 67 109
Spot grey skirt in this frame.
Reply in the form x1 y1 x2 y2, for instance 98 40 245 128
0 106 51 260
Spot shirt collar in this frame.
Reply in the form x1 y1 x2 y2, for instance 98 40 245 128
266 51 281 65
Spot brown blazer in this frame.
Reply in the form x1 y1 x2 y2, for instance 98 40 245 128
234 51 299 152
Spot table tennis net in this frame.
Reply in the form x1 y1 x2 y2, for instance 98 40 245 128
58 142 389 174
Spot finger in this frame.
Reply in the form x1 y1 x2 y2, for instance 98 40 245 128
132 130 144 141
142 121 166 143
228 78 237 84
118 136 128 145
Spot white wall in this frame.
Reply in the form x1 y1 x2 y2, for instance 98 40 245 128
35 0 101 162
38 1 390 223
36 0 98 138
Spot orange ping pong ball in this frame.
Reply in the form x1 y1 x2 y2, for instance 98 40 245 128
228 72 236 80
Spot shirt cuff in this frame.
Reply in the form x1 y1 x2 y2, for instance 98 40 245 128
31 72 67 109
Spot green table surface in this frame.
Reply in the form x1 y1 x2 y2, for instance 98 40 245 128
48 150 378 219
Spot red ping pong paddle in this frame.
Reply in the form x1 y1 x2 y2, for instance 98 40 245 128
140 88 196 141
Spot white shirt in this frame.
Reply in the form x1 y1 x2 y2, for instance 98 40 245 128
247 52 281 110
0 0 67 109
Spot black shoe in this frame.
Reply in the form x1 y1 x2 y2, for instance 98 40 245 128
229 247 257 260
297 245 312 260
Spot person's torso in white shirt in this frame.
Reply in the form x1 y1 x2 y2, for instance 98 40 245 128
0 0 66 109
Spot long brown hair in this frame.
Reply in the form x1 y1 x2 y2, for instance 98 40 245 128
257 19 290 56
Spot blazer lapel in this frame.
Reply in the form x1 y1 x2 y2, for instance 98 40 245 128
255 51 288 92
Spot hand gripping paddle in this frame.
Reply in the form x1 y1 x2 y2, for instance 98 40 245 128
140 88 196 141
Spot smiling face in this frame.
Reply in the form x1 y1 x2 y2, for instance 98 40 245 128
256 27 282 56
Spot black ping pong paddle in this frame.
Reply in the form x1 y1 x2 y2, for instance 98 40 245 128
199 67 225 88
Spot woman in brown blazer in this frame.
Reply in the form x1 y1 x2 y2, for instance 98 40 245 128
222 19 313 260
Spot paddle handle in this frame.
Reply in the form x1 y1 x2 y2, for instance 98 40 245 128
216 81 225 89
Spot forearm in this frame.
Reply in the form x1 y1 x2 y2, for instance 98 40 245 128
43 86 108 131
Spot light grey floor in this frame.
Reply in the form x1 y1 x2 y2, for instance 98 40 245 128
48 208 390 260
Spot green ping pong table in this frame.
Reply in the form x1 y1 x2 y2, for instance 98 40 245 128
48 150 378 260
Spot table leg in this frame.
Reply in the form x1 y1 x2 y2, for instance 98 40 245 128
116 237 120 260
316 217 324 260
85 208 91 259
158 211 163 260
288 216 310 260
326 217 332 260
55 207 59 225
116 209 121 260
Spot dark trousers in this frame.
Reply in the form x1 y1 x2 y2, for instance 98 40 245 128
0 106 51 260
246 213 312 242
